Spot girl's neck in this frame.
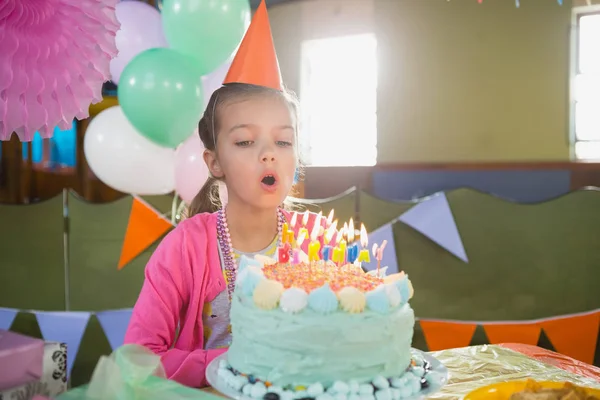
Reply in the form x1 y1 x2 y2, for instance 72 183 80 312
224 200 280 253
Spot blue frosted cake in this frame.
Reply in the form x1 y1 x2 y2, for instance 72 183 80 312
216 256 429 400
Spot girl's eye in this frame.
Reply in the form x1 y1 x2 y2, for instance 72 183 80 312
235 141 253 147
276 141 293 147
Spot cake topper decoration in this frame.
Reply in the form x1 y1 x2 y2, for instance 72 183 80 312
223 0 283 90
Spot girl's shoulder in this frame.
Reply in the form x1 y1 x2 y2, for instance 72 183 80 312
158 212 218 249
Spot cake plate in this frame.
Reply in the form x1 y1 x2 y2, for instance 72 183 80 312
206 349 449 400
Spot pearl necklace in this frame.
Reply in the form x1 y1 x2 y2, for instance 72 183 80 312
216 207 285 300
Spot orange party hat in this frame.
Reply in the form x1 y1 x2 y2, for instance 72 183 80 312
223 0 283 90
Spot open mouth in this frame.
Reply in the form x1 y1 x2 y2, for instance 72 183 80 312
261 175 277 186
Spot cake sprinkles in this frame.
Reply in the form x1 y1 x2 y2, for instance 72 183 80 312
262 262 384 293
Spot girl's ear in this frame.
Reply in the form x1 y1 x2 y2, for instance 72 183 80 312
203 149 224 178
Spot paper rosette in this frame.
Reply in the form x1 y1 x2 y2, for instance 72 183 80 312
0 0 120 141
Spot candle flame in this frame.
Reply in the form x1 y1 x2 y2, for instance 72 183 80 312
372 243 378 257
342 222 349 240
297 230 307 246
324 220 338 244
326 209 335 226
290 212 297 228
348 218 355 242
302 211 309 227
310 214 321 241
360 224 368 247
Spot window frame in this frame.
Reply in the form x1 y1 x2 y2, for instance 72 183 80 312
569 5 600 160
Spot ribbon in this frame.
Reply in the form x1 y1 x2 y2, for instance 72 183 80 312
56 345 221 400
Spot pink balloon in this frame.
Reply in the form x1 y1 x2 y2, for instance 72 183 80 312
110 1 169 84
175 133 209 204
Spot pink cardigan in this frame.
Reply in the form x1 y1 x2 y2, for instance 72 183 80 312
124 210 326 388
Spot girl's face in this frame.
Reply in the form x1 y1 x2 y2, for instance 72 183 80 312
207 94 297 210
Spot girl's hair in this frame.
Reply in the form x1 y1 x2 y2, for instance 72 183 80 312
186 83 301 217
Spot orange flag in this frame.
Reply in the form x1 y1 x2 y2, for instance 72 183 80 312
483 323 541 346
223 0 282 90
118 197 173 270
420 320 477 351
540 311 600 364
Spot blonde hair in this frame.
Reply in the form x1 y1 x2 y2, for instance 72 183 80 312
187 83 302 217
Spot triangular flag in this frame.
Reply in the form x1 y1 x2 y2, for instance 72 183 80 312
363 223 399 274
398 193 468 262
96 309 133 350
0 307 18 330
223 0 282 90
483 323 541 346
540 311 600 364
35 311 91 378
118 197 173 270
420 320 477 351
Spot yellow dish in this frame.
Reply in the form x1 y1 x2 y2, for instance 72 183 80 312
463 380 600 399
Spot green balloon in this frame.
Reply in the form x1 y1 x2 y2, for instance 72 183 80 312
162 0 251 75
118 48 204 148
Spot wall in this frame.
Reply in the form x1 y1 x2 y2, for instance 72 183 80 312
270 0 580 162
267 0 600 201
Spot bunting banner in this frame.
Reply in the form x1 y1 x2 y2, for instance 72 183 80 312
118 196 174 270
0 307 18 330
420 320 477 351
419 308 600 364
2 307 598 372
364 224 399 274
96 309 133 351
398 193 468 262
35 311 91 378
540 310 600 365
483 323 541 346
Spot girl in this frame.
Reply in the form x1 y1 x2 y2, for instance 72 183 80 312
123 82 325 388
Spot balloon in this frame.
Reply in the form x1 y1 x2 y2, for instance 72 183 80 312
84 106 176 195
110 1 169 85
174 134 209 204
162 0 251 75
118 48 203 148
202 60 231 109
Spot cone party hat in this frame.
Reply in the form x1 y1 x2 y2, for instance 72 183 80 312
223 0 283 90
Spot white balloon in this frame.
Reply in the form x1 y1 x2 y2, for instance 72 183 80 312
84 106 176 195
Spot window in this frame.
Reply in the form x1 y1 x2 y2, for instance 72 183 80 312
571 6 600 160
299 33 378 167
0 121 77 169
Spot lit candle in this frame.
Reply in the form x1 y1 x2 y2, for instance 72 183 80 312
338 227 347 267
308 216 321 263
322 220 338 263
294 229 308 265
347 219 359 264
296 211 309 248
358 224 370 263
326 209 335 227
372 240 388 277
290 212 298 228
278 242 291 263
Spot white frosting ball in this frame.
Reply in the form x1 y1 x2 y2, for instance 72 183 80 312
280 287 309 313
251 382 267 398
384 283 401 308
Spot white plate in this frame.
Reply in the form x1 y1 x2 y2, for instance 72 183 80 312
206 349 448 400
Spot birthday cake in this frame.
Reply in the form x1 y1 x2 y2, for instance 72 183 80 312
215 212 433 400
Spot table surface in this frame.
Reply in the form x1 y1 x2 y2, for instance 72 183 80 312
204 344 600 400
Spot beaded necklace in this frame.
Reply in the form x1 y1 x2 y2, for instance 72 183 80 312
216 207 285 300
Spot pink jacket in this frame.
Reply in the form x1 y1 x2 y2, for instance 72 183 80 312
124 210 327 388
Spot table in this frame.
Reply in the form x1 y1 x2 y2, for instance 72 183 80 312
205 344 600 400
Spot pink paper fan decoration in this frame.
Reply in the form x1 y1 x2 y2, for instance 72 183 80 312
0 0 120 141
